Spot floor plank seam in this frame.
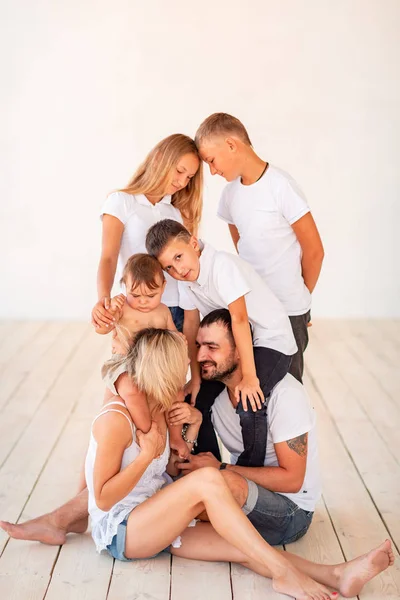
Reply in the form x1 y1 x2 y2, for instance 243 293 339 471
311 333 400 467
0 363 98 553
0 322 69 414
105 557 116 600
305 366 400 556
168 553 173 600
0 326 90 471
339 331 400 414
0 321 47 377
42 544 63 600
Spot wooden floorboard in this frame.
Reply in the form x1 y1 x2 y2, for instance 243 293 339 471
0 320 399 599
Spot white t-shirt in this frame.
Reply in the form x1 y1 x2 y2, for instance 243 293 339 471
178 242 297 356
217 166 311 316
101 192 183 306
211 374 321 511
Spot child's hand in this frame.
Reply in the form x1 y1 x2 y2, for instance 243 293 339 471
110 294 126 312
167 403 202 427
136 421 165 459
184 377 202 406
235 375 264 412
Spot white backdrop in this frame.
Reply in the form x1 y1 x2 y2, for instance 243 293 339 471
2 0 399 319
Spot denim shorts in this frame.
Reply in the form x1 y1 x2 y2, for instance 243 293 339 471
106 518 171 562
243 479 314 546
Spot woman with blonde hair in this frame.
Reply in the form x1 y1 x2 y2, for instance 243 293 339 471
91 134 203 332
1 328 393 599
83 327 392 600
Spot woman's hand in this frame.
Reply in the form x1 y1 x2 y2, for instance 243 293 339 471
184 376 202 406
167 403 202 427
91 296 116 329
136 421 165 460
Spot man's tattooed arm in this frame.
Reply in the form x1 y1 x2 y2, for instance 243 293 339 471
286 433 308 457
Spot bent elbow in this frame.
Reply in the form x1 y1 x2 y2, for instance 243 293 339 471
289 477 306 493
96 495 112 512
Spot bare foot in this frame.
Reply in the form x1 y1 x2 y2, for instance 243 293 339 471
273 565 338 600
0 514 67 545
335 539 394 598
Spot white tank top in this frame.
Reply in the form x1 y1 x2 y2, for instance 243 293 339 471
85 400 172 553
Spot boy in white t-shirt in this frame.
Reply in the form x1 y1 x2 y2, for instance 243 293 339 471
146 218 297 467
195 113 325 383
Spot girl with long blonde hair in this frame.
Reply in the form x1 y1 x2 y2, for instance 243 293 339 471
91 134 203 333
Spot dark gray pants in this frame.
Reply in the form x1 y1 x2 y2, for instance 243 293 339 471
288 310 311 383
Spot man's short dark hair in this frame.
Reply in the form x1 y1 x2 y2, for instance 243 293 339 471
199 309 235 346
146 219 191 258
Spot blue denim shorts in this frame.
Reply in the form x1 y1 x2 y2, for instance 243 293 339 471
243 479 314 546
106 518 171 562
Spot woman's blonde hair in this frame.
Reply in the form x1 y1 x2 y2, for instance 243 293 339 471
102 328 188 411
118 134 203 234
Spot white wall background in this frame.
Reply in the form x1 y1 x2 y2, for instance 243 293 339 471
2 0 399 319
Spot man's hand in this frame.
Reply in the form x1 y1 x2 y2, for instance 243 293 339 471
184 377 202 406
176 452 221 474
235 374 263 411
167 403 202 427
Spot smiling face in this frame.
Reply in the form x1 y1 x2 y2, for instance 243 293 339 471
198 137 241 182
125 276 166 312
196 323 239 381
165 152 200 196
157 237 201 282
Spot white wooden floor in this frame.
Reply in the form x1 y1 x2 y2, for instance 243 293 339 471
0 320 399 599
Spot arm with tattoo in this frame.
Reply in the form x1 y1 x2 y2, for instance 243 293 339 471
222 432 309 493
287 433 308 457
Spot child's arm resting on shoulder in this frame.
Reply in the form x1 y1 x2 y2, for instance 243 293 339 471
93 415 157 511
228 296 263 411
114 373 151 433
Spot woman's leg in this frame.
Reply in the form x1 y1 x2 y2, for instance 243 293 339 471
173 523 394 599
125 468 337 600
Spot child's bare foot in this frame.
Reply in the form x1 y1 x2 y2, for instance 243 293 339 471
273 565 338 600
0 514 88 546
334 539 394 598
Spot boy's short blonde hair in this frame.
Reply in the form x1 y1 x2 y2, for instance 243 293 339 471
195 113 252 147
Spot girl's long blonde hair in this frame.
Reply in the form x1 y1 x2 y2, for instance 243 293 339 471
118 134 203 234
102 328 188 411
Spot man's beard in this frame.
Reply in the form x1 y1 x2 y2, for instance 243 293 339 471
200 359 239 383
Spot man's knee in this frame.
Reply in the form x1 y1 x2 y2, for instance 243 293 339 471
221 470 248 508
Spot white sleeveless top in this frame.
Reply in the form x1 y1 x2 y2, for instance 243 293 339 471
85 400 172 553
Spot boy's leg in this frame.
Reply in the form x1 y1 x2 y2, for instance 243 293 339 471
169 306 184 332
236 348 292 467
186 380 225 460
288 310 311 383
